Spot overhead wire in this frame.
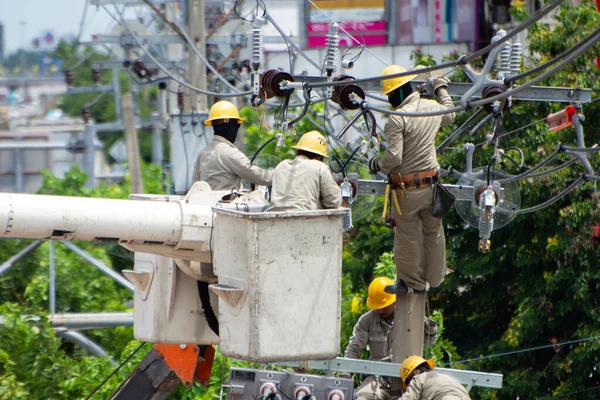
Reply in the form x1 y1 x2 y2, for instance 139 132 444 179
302 0 567 91
307 0 388 66
85 342 146 399
445 334 600 366
111 2 252 98
516 176 585 214
469 27 600 108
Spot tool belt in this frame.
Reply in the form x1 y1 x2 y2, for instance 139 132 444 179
389 167 439 190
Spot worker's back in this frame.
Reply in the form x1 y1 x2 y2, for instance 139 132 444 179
193 136 272 191
402 371 471 400
267 155 341 212
386 92 455 176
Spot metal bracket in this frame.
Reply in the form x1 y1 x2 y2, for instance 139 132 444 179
275 358 502 390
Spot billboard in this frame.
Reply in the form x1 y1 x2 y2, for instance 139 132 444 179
306 0 387 48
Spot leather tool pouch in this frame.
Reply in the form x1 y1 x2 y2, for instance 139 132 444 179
432 182 455 218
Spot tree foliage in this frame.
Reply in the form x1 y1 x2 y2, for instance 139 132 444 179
431 2 600 398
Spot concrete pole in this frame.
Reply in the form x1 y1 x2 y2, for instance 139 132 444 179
390 293 426 393
14 136 24 193
152 122 163 166
188 0 208 112
82 124 96 188
121 93 144 194
112 68 122 120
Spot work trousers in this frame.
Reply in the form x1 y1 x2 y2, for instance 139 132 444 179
392 185 446 292
355 376 391 400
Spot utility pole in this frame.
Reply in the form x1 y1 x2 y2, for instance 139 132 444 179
121 93 144 193
187 0 208 112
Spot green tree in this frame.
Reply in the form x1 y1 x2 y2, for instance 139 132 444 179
429 1 600 398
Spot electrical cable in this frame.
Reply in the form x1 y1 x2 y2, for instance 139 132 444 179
84 91 108 109
365 102 463 118
303 0 567 91
111 2 252 98
307 0 388 66
445 334 600 366
516 176 584 214
175 21 242 93
233 0 252 23
469 28 600 108
505 22 600 84
436 109 486 154
265 13 322 72
76 0 90 44
250 137 277 164
85 342 146 399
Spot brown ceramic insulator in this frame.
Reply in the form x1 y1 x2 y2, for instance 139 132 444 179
261 69 295 99
482 86 509 114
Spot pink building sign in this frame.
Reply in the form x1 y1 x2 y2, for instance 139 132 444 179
307 21 387 48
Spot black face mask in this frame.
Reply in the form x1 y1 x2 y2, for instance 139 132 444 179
388 84 414 109
213 122 240 144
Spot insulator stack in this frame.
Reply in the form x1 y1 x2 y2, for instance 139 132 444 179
325 23 339 76
496 41 512 75
91 68 100 84
260 69 295 99
251 28 264 73
330 75 365 110
509 40 522 76
177 86 184 112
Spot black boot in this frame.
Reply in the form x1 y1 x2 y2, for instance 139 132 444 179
384 280 426 294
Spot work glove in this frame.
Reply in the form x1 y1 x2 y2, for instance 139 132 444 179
368 157 380 175
339 372 352 379
428 76 450 95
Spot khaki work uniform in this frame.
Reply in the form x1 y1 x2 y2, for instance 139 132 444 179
378 90 455 291
344 311 440 400
400 372 471 400
192 135 273 191
267 155 342 212
345 310 393 400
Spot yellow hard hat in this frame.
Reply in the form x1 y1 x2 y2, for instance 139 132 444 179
204 101 243 126
366 277 396 310
400 356 435 389
381 65 418 95
293 130 328 158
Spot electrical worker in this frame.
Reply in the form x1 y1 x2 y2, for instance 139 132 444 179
399 356 471 400
344 277 438 400
368 65 456 294
192 101 273 191
267 130 342 212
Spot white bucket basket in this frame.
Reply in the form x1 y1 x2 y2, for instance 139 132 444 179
211 208 347 362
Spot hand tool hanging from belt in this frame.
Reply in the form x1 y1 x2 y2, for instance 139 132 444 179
381 168 439 228
382 175 404 228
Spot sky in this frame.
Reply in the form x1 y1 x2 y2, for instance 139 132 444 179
0 0 129 56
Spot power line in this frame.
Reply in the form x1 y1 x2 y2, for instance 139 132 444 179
110 1 251 98
445 334 600 366
306 0 389 67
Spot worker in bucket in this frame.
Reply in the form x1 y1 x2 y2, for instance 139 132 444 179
267 130 341 212
192 101 273 191
399 356 471 400
367 65 455 295
343 277 438 400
